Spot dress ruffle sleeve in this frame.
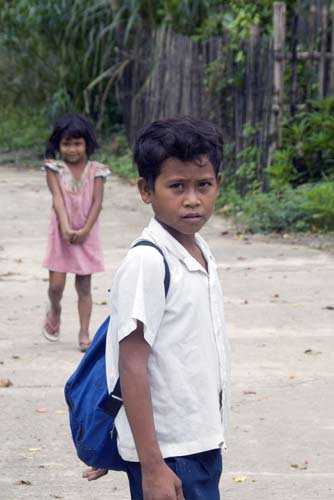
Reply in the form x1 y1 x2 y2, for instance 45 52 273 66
93 161 111 180
43 160 65 174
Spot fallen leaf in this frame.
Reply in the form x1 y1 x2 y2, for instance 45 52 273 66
0 378 13 387
50 495 63 499
35 408 48 413
290 462 308 470
55 410 66 415
243 390 256 395
233 475 247 483
324 305 334 311
288 374 296 379
304 349 321 356
12 355 20 360
28 447 42 452
15 480 32 485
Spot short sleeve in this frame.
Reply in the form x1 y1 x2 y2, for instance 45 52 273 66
110 245 166 346
43 159 63 173
93 161 111 180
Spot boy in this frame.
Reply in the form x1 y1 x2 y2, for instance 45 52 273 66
83 116 231 500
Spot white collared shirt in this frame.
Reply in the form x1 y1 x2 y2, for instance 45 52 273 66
106 218 230 461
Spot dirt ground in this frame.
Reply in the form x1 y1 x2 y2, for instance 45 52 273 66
1 163 334 500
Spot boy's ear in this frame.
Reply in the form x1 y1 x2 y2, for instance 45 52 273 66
137 177 152 204
216 173 222 189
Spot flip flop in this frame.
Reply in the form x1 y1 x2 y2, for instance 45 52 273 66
79 341 91 353
42 308 60 342
79 335 91 353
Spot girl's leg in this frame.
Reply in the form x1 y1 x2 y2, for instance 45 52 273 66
75 274 92 351
43 271 66 339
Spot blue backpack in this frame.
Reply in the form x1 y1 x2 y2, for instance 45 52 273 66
64 241 170 470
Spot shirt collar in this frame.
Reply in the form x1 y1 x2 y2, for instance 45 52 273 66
142 217 216 273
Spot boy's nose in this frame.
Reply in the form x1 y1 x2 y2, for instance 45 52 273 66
183 190 200 207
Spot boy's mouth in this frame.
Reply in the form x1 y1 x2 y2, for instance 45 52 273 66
182 213 203 220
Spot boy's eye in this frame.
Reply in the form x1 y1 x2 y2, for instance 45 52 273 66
170 183 184 190
198 181 212 188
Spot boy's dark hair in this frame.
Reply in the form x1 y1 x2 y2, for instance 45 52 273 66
45 113 99 158
133 116 224 188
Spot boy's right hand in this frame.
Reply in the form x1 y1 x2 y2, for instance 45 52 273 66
142 461 184 500
82 467 108 481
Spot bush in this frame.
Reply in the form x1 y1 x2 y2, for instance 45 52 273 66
0 106 48 152
268 98 334 188
238 188 310 233
302 182 334 230
220 182 334 233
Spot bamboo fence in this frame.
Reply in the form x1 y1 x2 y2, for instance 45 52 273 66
118 1 334 176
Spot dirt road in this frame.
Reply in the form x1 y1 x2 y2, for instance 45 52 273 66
1 164 334 500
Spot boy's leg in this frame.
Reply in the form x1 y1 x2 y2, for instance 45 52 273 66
75 274 92 350
125 449 222 500
171 449 222 500
46 271 66 330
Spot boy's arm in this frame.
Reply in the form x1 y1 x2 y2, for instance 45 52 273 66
46 169 74 243
119 322 184 500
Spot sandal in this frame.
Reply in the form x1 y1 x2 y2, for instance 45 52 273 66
42 307 60 342
79 334 91 353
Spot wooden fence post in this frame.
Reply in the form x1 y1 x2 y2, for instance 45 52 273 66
270 1 286 158
329 2 334 96
318 2 329 99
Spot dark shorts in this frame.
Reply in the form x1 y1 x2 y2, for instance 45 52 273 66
124 448 222 500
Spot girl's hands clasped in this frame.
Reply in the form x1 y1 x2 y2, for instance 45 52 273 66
69 227 89 244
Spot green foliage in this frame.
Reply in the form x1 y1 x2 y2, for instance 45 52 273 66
97 136 136 180
217 182 334 234
0 0 119 126
0 106 48 152
103 155 136 180
302 182 334 230
235 125 262 192
268 98 334 187
238 188 310 233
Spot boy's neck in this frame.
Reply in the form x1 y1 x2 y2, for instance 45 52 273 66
156 219 207 271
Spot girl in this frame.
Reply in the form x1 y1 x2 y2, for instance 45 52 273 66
42 113 110 352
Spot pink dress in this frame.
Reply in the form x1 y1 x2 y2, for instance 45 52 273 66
43 159 110 275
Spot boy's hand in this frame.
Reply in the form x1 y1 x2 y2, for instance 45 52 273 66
142 462 184 500
82 467 108 481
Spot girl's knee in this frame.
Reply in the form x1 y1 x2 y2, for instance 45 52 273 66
49 281 65 297
75 275 91 297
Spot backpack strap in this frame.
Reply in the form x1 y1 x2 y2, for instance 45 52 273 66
105 241 170 417
131 240 170 297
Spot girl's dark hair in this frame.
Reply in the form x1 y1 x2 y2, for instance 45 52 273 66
45 113 99 158
133 116 224 188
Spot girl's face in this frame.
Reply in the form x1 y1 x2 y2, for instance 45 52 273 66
59 136 87 166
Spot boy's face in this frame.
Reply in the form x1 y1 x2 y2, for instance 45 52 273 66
138 157 221 243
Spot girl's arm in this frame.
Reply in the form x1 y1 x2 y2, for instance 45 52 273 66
46 169 74 243
119 323 183 500
72 177 104 244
